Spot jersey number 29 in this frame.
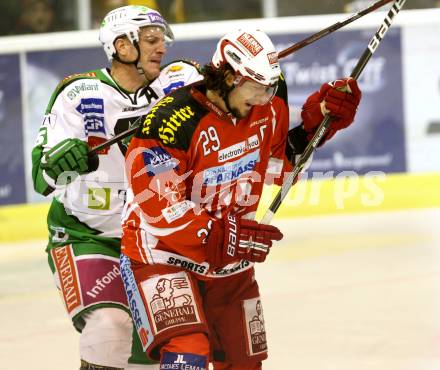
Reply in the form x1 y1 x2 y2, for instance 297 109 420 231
200 127 220 156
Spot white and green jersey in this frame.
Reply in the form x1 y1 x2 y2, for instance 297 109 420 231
32 61 203 250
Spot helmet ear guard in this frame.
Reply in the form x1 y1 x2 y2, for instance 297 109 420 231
99 5 174 61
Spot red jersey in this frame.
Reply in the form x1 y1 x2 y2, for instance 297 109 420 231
121 79 293 278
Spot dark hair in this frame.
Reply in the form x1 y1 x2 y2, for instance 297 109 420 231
201 63 234 99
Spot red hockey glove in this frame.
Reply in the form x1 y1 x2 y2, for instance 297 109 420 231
206 213 283 269
301 78 361 144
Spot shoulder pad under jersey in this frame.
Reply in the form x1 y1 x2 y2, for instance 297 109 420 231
136 85 208 151
155 60 204 96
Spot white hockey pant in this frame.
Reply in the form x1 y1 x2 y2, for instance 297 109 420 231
80 307 158 369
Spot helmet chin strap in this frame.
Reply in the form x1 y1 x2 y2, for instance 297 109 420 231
113 40 144 76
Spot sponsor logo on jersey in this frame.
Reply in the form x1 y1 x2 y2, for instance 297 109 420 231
158 105 195 145
76 98 103 113
237 32 263 56
218 134 260 162
66 81 99 100
163 81 185 95
84 117 105 135
243 297 267 356
142 96 174 135
166 256 208 275
161 352 207 370
143 146 177 176
76 98 106 135
73 256 128 311
141 272 201 334
203 150 259 185
51 245 81 314
87 136 109 155
85 264 120 298
88 187 111 210
169 73 185 80
249 116 268 128
212 259 250 276
167 65 183 72
120 254 154 350
162 200 194 223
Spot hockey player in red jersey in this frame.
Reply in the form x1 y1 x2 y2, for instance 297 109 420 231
120 29 361 369
32 5 202 370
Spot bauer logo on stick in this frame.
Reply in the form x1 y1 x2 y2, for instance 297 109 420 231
368 0 406 54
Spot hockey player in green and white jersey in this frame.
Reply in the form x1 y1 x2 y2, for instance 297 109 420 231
31 5 202 370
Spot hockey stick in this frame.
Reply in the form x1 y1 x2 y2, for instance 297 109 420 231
260 0 407 225
89 116 142 155
278 0 393 59
89 0 393 156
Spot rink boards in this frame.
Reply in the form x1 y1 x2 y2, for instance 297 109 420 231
1 172 439 243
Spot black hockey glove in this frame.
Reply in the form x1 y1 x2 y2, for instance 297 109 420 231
285 125 309 165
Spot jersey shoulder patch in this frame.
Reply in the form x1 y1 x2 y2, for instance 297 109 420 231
56 69 102 91
46 69 104 112
137 86 208 151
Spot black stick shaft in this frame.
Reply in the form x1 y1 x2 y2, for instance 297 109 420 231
261 0 407 224
89 0 393 156
89 118 140 155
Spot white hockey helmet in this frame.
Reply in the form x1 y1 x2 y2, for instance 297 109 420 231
211 29 281 86
99 5 174 61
